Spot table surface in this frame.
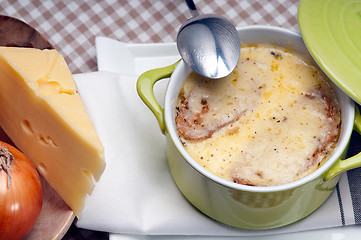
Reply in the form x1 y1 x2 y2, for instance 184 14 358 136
0 0 359 239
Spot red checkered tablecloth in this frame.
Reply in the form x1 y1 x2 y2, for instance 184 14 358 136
0 1 300 239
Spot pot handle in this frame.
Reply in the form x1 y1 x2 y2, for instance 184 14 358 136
136 61 179 134
324 106 361 181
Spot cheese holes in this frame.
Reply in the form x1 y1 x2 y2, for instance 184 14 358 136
21 119 34 134
38 134 46 144
47 136 57 147
37 79 61 95
82 170 94 184
58 89 76 95
38 162 47 175
37 78 75 95
82 170 91 178
38 134 57 147
22 120 57 147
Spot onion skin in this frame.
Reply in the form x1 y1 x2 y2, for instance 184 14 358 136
0 141 42 240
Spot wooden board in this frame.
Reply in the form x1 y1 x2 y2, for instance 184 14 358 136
0 15 75 240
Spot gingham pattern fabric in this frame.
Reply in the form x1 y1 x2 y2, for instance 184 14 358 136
0 0 299 75
0 1 300 239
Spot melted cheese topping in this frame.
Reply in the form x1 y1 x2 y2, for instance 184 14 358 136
176 45 341 186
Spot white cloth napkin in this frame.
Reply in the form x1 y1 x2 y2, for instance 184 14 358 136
73 71 358 237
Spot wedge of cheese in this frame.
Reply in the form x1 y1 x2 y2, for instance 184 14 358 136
0 47 105 216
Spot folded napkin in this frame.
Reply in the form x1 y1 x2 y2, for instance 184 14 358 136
74 71 360 237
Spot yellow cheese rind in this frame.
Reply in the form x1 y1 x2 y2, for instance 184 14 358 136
0 47 105 216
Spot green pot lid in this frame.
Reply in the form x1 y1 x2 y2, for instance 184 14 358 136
298 0 361 105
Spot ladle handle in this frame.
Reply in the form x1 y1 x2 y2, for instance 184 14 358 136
185 0 199 17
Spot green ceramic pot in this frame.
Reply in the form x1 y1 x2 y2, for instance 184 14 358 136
137 26 361 229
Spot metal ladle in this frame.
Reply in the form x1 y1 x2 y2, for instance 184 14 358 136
177 0 240 79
